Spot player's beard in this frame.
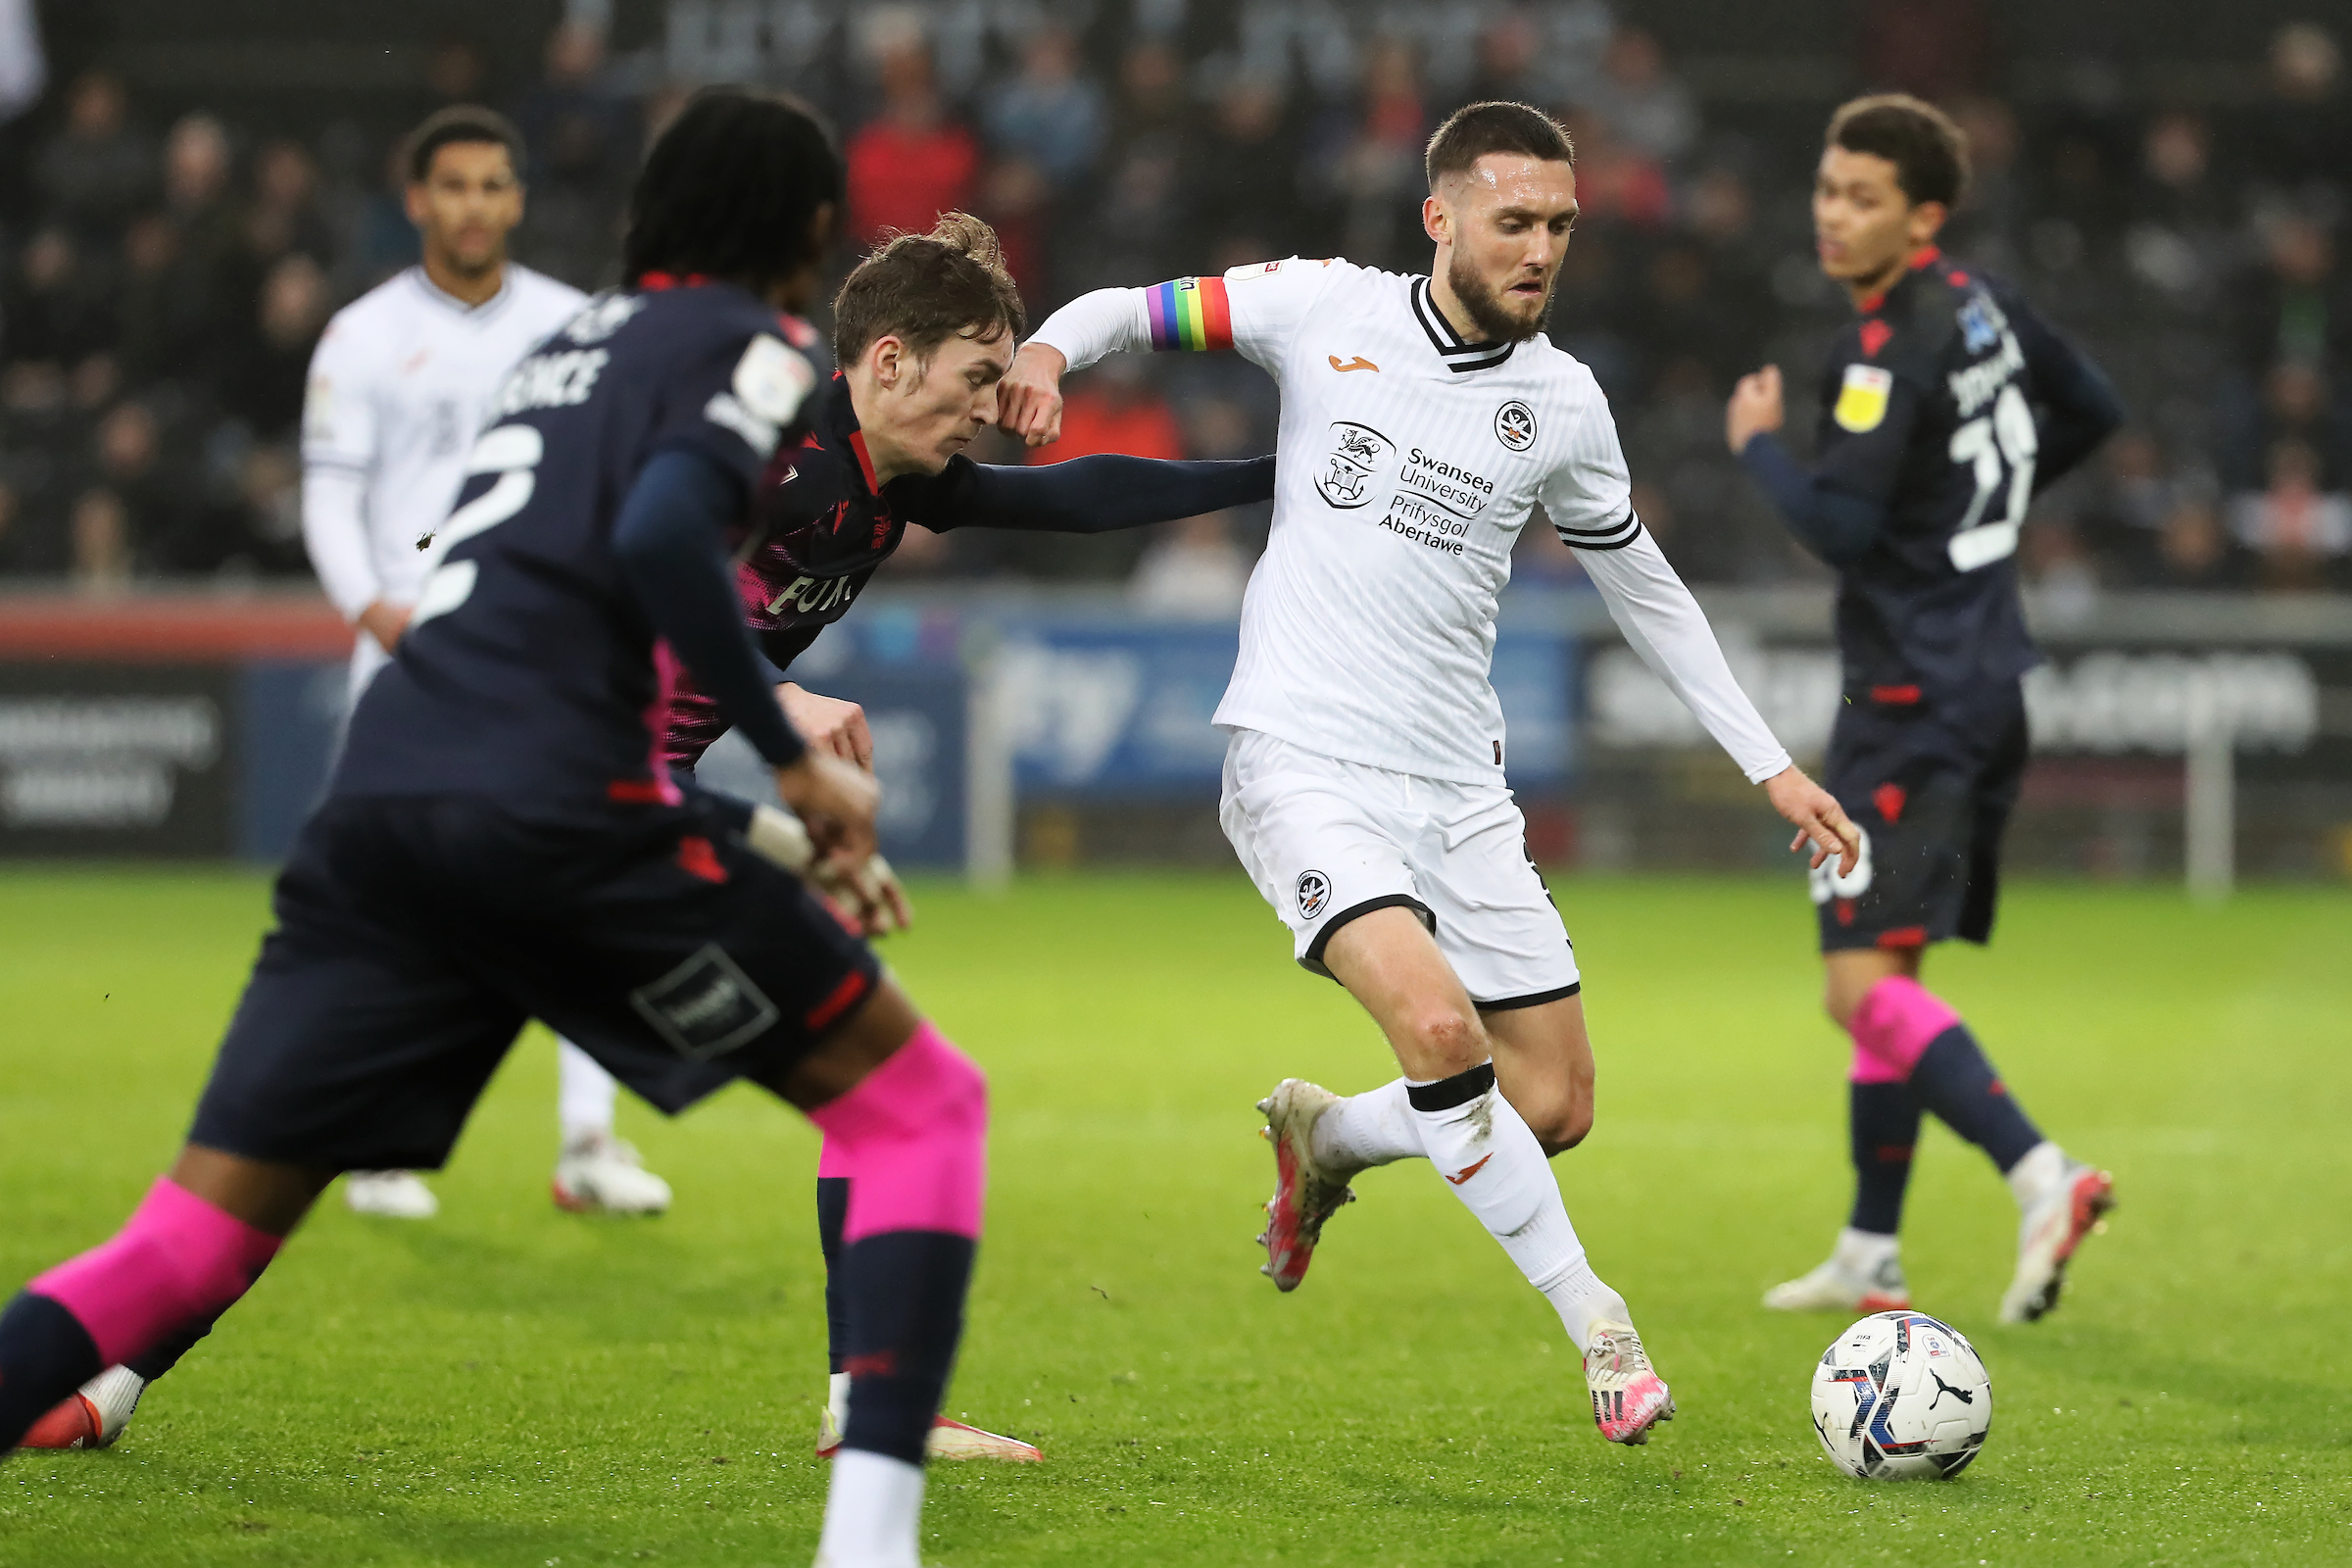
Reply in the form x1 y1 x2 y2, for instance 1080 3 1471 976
1447 252 1554 344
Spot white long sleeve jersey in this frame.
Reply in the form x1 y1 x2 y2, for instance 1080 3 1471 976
1031 258 1792 786
300 265 585 618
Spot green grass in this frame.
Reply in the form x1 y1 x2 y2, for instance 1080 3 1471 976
2 867 2348 1567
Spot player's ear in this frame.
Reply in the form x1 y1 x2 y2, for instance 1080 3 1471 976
1422 192 1448 248
403 180 430 228
1908 199 1947 249
870 334 903 390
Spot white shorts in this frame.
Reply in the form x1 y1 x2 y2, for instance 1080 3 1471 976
1218 728 1580 1009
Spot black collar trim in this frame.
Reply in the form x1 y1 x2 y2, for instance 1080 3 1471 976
1411 277 1516 373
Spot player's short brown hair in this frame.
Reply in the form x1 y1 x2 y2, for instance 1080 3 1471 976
405 105 525 184
1828 94 1970 210
1424 101 1575 190
832 213 1026 368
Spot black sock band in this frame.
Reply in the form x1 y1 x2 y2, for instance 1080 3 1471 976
123 1314 217 1383
1406 1060 1496 1113
816 1176 850 1377
0 1293 103 1447
1911 1025 2044 1173
1846 1080 1923 1236
839 1230 976 1466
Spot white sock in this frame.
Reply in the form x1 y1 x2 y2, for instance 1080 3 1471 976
2005 1140 2067 1210
1833 1226 1901 1276
1311 1079 1423 1171
816 1448 924 1568
1410 1065 1628 1354
557 1039 618 1148
827 1369 852 1434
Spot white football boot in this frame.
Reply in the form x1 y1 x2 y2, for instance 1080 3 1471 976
1583 1319 1675 1445
17 1365 147 1449
1253 1079 1358 1292
1763 1229 1912 1313
2000 1160 2115 1323
552 1133 673 1215
344 1170 438 1218
816 1374 1042 1462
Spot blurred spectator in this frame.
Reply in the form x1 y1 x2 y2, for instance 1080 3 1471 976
2228 438 2352 589
2247 23 2348 198
347 139 424 288
846 40 981 248
2150 501 2247 589
983 25 1104 192
2219 361 2352 493
221 253 329 439
70 487 130 591
1182 76 1302 270
1469 7 1563 109
1580 27 1697 166
2226 216 2348 378
1074 42 1192 290
1129 513 1250 614
1558 110 1669 232
976 157 1052 302
512 22 638 286
33 72 150 246
1859 0 1990 101
421 39 488 113
87 400 181 561
2124 111 2230 306
1942 99 2025 275
1329 37 1429 269
4 228 113 366
242 139 336 273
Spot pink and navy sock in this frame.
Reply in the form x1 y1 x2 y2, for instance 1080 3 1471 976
1849 975 2044 1186
1846 1080 1922 1236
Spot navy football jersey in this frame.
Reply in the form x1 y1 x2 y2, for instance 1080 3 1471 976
1810 250 2095 700
332 279 815 816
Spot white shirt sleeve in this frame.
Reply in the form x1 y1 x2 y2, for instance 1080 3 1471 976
1544 401 1792 783
1028 257 1340 376
300 315 382 618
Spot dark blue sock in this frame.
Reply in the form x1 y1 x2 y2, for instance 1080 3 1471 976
124 1315 215 1383
0 1293 103 1446
816 1176 850 1377
839 1231 974 1465
1911 1024 2044 1173
1846 1080 1922 1236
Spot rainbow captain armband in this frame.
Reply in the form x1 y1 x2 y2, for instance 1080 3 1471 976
1147 276 1233 352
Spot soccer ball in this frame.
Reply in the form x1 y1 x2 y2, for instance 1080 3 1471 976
1809 1310 1991 1480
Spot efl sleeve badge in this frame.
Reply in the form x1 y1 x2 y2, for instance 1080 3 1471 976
1833 364 1894 433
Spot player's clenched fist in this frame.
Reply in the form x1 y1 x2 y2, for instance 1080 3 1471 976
776 683 872 769
1763 762 1861 875
775 749 880 876
1725 364 1786 453
997 342 1067 447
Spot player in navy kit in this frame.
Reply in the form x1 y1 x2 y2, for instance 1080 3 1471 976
1724 95 2127 1325
0 92 972 1567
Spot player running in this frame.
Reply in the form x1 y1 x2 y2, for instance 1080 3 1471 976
0 91 977 1568
660 212 1277 1462
1723 95 2124 1324
299 104 668 1223
1001 101 1859 1446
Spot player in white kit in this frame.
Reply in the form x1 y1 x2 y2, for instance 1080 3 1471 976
299 108 671 1221
1003 103 1859 1445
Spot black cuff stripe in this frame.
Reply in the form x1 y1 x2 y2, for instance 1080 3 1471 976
1406 1060 1496 1112
1475 980 1583 1012
1298 894 1435 979
1559 523 1643 553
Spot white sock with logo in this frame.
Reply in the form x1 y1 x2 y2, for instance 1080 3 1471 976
816 1448 924 1568
1311 1079 1424 1172
1408 1062 1628 1354
2004 1140 2068 1211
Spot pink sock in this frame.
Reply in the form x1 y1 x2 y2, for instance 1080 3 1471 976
817 1136 853 1181
1848 976 1962 1085
808 1023 986 1243
30 1178 281 1366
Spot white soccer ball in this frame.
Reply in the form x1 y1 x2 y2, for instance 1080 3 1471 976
1809 1310 1991 1480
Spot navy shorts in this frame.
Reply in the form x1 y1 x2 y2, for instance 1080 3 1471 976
189 794 880 1172
1812 679 2030 954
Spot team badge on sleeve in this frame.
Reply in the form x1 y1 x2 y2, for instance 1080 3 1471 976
1834 365 1894 433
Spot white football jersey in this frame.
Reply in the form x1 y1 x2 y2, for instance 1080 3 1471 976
1033 258 1790 785
301 265 585 614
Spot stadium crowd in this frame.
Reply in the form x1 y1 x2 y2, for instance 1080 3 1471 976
0 5 2346 598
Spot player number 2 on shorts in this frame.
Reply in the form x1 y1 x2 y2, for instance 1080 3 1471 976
1944 382 2037 572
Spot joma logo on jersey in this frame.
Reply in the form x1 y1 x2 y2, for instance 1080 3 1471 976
1315 421 1395 510
765 574 861 618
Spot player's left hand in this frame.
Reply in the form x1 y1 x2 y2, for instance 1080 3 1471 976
1763 763 1860 875
997 342 1067 447
777 683 871 769
1725 365 1786 454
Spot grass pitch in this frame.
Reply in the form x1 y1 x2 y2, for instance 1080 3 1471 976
1 866 2347 1567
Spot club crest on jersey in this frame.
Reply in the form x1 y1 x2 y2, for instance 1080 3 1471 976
1296 870 1332 920
1494 400 1537 451
1315 420 1395 510
1834 365 1893 433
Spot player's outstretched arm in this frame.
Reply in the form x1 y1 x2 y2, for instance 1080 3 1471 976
1726 365 1888 568
960 453 1275 533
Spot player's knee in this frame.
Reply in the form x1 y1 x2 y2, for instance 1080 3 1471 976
1400 1008 1485 1075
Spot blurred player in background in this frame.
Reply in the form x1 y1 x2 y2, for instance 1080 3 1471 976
299 105 669 1222
666 211 1277 1462
0 90 999 1568
1004 101 1859 1446
1724 95 2125 1324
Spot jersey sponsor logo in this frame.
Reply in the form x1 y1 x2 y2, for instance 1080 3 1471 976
1376 495 1470 553
629 943 780 1061
1400 448 1494 520
763 571 863 620
1315 420 1394 509
1957 295 2003 354
1833 364 1893 432
1494 400 1537 451
1327 354 1379 373
1945 327 2025 418
1296 869 1332 920
491 348 611 417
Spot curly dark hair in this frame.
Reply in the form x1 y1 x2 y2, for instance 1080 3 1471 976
621 88 844 290
1828 94 1971 210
